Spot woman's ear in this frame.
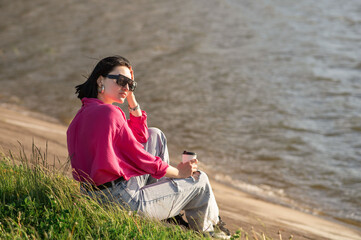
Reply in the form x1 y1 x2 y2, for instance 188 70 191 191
129 66 134 80
97 76 103 87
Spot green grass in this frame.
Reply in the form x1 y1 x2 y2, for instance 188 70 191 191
0 144 272 239
0 145 210 239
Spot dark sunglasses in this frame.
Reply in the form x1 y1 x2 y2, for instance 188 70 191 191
107 74 137 91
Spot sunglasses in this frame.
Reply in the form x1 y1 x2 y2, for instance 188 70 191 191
107 74 137 91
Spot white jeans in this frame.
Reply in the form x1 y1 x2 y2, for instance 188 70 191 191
83 128 219 232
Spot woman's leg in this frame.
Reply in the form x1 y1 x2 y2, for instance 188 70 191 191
143 127 169 165
143 127 170 185
125 171 219 232
125 127 169 192
139 128 219 231
104 128 219 232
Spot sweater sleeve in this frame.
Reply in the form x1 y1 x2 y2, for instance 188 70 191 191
127 110 149 143
115 120 169 180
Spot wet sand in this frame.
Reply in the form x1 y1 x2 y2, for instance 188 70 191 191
1 105 360 240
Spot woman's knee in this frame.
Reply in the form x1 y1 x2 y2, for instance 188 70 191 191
145 128 169 163
196 170 211 187
148 127 166 141
147 127 167 149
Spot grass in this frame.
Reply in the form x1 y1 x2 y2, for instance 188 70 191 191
0 143 274 240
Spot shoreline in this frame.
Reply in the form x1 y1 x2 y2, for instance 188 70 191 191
211 176 361 239
208 168 361 232
1 105 360 240
200 164 361 239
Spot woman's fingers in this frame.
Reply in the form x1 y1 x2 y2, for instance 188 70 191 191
190 159 198 164
177 161 193 178
189 162 198 173
176 159 200 178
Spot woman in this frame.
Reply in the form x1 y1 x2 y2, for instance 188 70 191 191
67 56 230 238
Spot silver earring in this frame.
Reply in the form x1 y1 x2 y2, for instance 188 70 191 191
98 85 105 94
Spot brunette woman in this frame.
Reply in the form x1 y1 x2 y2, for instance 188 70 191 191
67 56 230 238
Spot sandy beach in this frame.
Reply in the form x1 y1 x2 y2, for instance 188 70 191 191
1 105 360 240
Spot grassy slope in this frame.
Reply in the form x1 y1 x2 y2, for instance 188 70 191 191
0 145 275 240
0 147 207 240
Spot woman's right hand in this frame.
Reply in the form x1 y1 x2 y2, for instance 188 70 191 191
165 159 198 179
176 159 198 178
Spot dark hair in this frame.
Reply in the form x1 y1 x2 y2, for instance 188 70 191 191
75 55 131 99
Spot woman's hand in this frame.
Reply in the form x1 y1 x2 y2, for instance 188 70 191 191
165 159 198 179
126 90 135 102
126 92 142 117
177 159 198 178
126 66 142 116
129 66 134 80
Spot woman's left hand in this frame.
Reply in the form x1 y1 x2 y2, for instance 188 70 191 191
126 66 135 101
126 91 135 101
126 91 142 116
129 66 134 80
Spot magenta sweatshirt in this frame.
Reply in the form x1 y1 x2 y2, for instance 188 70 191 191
67 98 169 186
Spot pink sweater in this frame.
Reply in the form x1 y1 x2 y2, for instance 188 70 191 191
67 98 169 186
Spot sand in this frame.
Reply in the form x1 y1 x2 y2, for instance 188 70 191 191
1 105 360 240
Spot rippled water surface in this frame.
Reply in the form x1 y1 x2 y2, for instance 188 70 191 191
1 0 360 227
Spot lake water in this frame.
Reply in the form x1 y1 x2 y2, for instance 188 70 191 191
1 0 360 228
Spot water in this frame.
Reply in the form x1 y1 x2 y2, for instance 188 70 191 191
1 0 360 227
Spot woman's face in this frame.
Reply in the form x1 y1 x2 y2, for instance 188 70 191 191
97 66 133 104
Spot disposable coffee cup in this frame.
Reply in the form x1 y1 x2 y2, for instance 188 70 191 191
182 150 197 163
